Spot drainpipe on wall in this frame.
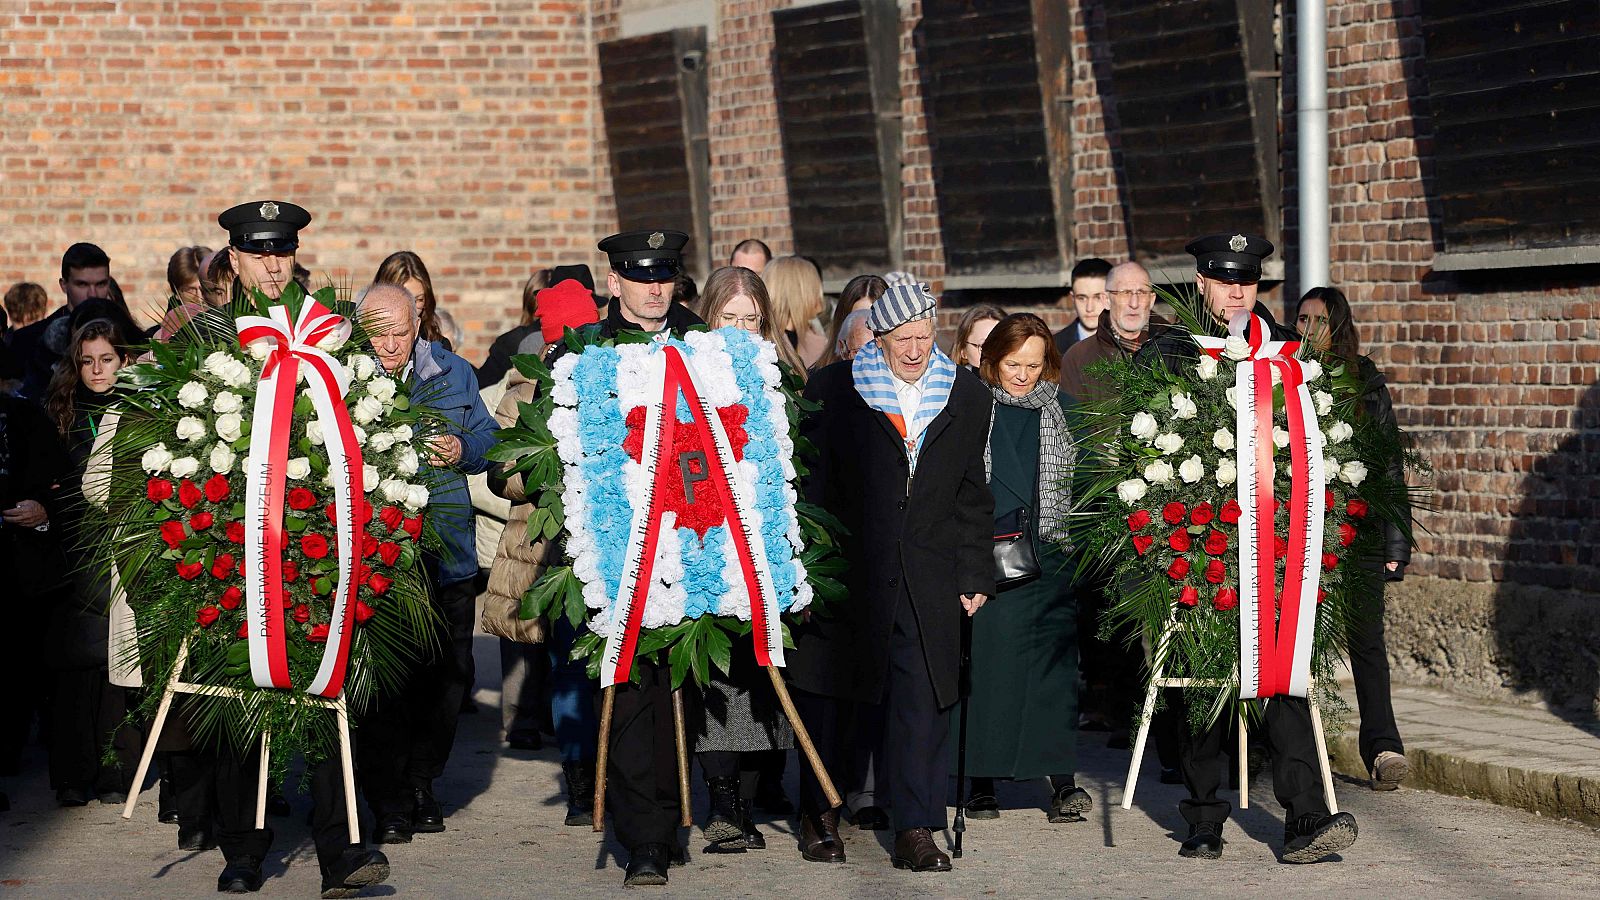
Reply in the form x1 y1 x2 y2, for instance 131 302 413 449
1297 0 1330 293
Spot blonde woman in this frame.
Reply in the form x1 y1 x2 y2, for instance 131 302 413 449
702 266 807 377
761 256 829 368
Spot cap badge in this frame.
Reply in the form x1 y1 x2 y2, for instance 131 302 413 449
1228 234 1247 252
259 201 280 221
648 231 665 250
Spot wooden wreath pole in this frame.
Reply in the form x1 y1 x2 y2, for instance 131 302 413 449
122 637 192 820
765 666 840 808
672 688 692 827
592 685 616 832
254 731 273 829
334 694 362 844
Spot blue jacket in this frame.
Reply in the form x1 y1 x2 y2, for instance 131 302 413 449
408 338 496 587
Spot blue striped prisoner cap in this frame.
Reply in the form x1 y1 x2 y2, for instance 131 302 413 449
867 281 938 334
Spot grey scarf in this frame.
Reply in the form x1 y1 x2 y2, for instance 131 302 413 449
985 381 1074 546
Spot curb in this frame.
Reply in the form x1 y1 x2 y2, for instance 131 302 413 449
1327 732 1600 828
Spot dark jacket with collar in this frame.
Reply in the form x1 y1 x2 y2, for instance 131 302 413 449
1135 301 1296 372
787 360 995 709
1357 356 1412 576
1059 309 1172 405
545 297 704 367
407 338 498 587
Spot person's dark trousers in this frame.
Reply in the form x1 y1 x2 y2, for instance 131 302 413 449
605 657 680 851
883 593 953 832
1153 690 1184 770
1179 694 1327 826
210 745 355 872
791 687 847 816
0 591 49 777
699 750 760 800
499 636 549 739
843 699 882 814
48 670 137 794
167 750 218 836
549 617 598 764
1347 578 1404 769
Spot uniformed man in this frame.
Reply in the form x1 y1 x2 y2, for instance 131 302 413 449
219 200 311 302
1137 233 1359 864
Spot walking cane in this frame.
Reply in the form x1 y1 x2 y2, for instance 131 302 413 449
952 612 973 858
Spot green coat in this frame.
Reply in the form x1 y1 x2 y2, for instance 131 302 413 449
955 399 1079 779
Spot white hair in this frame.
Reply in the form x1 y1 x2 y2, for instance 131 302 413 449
355 282 418 326
837 308 871 354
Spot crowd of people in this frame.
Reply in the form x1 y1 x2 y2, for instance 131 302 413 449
0 201 1412 894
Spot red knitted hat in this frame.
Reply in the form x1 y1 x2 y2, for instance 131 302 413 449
537 279 600 343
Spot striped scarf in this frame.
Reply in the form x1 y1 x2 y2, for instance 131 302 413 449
852 338 956 473
984 381 1074 547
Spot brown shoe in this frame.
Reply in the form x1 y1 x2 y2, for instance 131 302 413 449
798 809 846 863
891 827 951 872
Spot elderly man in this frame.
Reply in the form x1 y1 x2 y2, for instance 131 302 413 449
834 308 873 362
789 282 993 872
355 282 498 847
1059 261 1169 404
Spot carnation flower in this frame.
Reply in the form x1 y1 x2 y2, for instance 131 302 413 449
178 382 209 409
212 391 244 415
1178 455 1205 484
1212 428 1234 451
141 443 174 474
1196 355 1220 381
215 413 243 443
1115 479 1149 505
176 416 208 442
1154 432 1183 455
1215 458 1237 486
1143 459 1175 485
1130 412 1159 442
169 456 200 479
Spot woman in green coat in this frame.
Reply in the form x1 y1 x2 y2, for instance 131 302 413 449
957 313 1089 823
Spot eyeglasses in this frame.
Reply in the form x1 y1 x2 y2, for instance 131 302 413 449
717 313 763 328
1106 289 1156 301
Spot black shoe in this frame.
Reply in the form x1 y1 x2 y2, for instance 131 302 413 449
216 858 264 893
265 789 291 818
320 847 390 898
702 776 745 852
57 787 89 807
159 808 181 825
180 821 218 852
507 730 542 751
1048 785 1092 824
158 769 178 824
754 779 793 815
891 828 952 872
852 805 889 830
1179 821 1224 859
670 844 688 868
374 813 413 844
623 843 671 886
97 789 129 805
1159 767 1184 785
964 791 999 820
1281 812 1357 864
412 787 445 833
562 761 595 827
738 799 765 850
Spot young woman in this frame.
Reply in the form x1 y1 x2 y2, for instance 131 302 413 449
166 246 212 309
761 256 829 368
375 250 448 348
951 304 1007 369
702 266 808 376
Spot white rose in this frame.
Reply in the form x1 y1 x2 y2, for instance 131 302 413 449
203 351 234 378
1170 392 1198 420
1300 358 1323 384
402 483 430 511
215 413 243 443
1213 428 1235 451
140 443 173 474
1178 454 1205 484
389 424 414 443
1215 458 1237 487
208 442 236 473
352 425 368 447
1272 426 1290 449
286 456 311 480
175 416 208 442
379 478 409 503
221 360 253 389
1340 460 1369 487
1130 412 1160 442
346 354 376 382
1326 421 1353 444
1115 478 1149 505
394 445 420 476
1154 433 1184 455
1323 456 1341 483
169 456 200 479
362 464 380 490
247 339 272 361
306 419 325 446
177 381 209 409
352 395 384 425
212 390 243 415
1196 355 1219 381
368 431 397 453
1314 390 1334 417
315 325 348 354
1143 459 1175 485
1223 335 1251 361
366 377 397 403
1225 386 1239 410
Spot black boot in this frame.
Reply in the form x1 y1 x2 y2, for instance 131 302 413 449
702 776 745 852
158 764 179 824
180 819 218 852
1281 812 1357 864
965 777 999 820
1179 821 1224 859
216 857 264 893
562 761 594 827
319 847 390 899
412 786 445 833
623 843 671 886
738 798 765 850
1047 778 1092 824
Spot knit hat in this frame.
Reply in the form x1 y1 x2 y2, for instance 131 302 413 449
883 270 917 288
537 279 601 343
866 281 938 334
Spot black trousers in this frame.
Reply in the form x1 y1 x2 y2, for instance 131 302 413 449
606 658 680 851
698 750 759 800
1347 579 1404 768
357 577 475 818
198 745 353 872
883 596 952 832
1179 695 1327 826
792 688 845 818
47 669 139 794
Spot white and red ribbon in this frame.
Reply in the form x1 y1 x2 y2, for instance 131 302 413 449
235 301 365 699
600 345 784 687
1195 313 1326 699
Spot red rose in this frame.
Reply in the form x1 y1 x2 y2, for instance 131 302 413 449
1204 530 1228 555
219 586 243 610
238 556 246 577
177 479 202 510
307 623 330 642
210 553 235 580
281 593 294 609
1189 502 1214 526
367 573 394 595
190 511 214 531
354 600 376 623
196 605 220 627
401 516 423 541
324 502 337 520
1339 522 1358 547
1347 498 1369 519
352 562 372 585
1204 559 1225 584
1132 535 1155 556
1322 552 1339 572
283 559 300 583
300 533 330 559
1167 557 1190 580
1168 529 1191 552
378 505 404 531
377 541 401 566
1325 488 1336 510
203 474 230 504
362 534 379 559
176 559 204 580
1177 585 1199 607
237 620 249 639
226 521 245 544
147 478 174 503
357 501 373 525
160 520 188 550
1218 500 1242 524
1317 588 1327 604
1127 510 1151 532
1162 502 1187 525
1213 587 1239 611
1274 536 1288 560
287 487 317 511
292 603 311 623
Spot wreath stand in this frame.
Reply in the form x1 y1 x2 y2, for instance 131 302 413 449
1119 614 1338 814
120 636 362 843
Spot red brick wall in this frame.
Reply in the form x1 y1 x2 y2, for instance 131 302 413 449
706 0 794 262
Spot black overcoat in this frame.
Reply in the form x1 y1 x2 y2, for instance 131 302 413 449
786 360 994 709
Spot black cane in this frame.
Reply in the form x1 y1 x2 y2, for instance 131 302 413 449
953 611 974 858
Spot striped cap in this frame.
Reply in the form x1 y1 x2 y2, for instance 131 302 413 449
867 281 938 333
883 270 917 287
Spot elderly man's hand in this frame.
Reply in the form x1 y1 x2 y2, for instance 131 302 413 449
426 434 463 467
1 500 48 528
960 593 988 616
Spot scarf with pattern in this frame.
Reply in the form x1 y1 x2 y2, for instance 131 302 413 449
985 380 1074 546
852 338 956 473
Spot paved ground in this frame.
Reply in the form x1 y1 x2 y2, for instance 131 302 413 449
3 633 1598 898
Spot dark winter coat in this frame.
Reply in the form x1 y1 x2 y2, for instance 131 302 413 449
786 360 995 709
1357 356 1412 576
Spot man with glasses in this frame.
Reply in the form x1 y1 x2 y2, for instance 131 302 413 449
1059 261 1168 404
1052 257 1113 356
